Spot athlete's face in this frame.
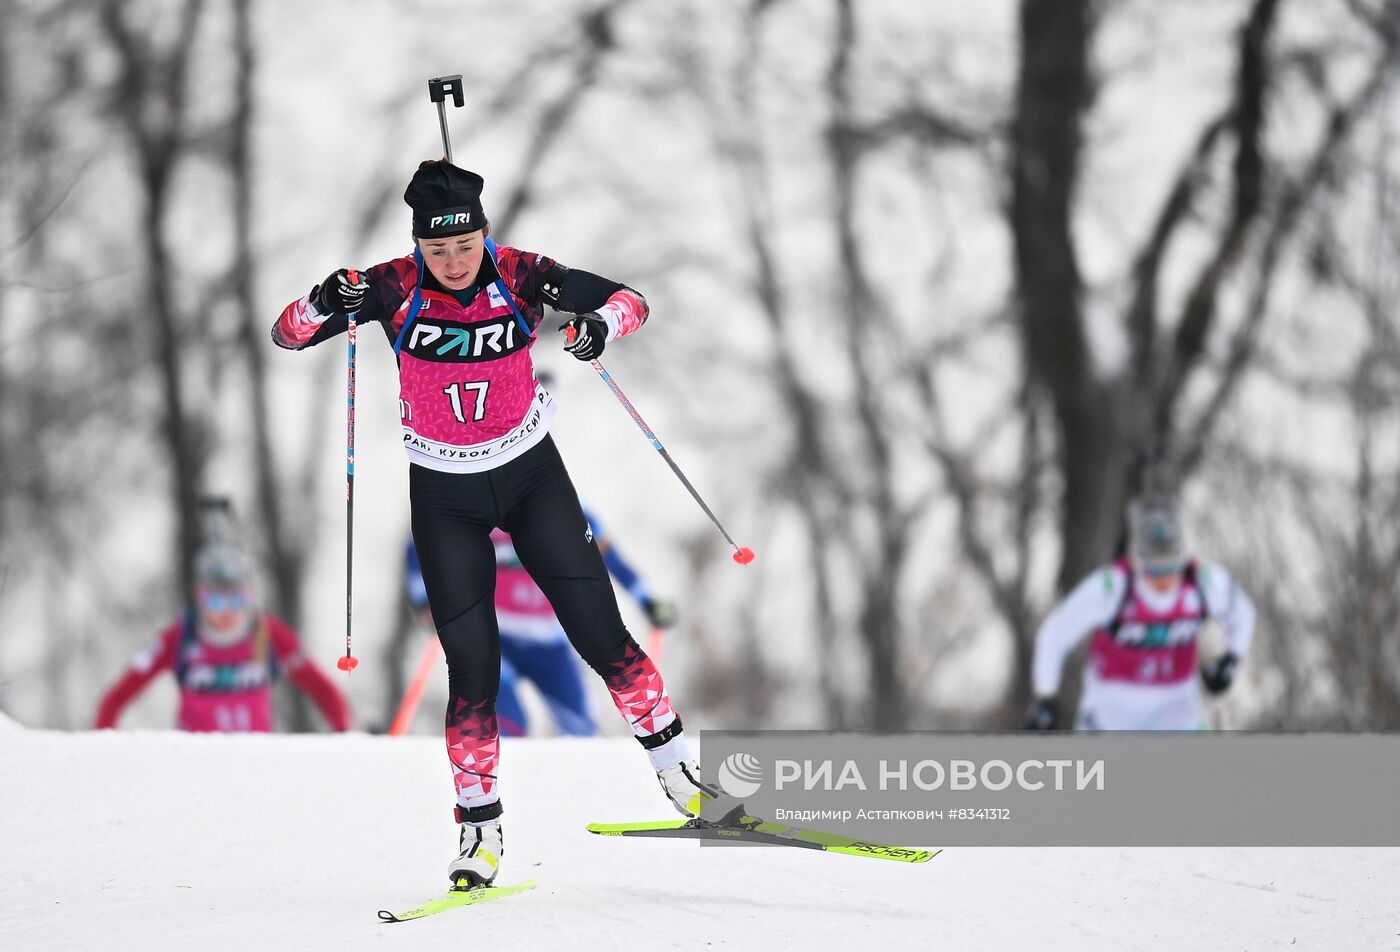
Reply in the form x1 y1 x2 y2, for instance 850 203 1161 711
198 587 252 646
1138 564 1184 595
419 231 487 291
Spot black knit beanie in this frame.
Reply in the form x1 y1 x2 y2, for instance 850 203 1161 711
404 160 488 239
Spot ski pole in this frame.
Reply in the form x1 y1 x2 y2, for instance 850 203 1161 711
338 273 361 673
388 634 443 736
564 327 754 566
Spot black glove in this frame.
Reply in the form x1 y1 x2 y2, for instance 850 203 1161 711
1200 651 1239 696
1023 697 1057 731
560 313 608 361
641 597 677 629
310 268 369 316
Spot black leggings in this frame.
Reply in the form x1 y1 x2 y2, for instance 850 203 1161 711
409 436 637 711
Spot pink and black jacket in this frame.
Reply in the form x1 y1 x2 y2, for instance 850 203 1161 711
272 242 647 473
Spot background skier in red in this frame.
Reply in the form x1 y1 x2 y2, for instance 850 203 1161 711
94 541 353 734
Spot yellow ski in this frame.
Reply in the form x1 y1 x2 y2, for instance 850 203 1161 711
587 818 938 863
377 879 537 922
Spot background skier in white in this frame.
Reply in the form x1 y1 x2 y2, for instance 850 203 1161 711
1025 496 1256 731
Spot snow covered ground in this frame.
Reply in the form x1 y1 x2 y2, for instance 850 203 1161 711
2 725 1396 951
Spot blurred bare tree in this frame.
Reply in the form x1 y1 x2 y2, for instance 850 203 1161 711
1196 50 1400 727
100 0 211 601
0 0 175 726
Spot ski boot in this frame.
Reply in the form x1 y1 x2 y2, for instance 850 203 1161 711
658 760 748 827
448 804 503 888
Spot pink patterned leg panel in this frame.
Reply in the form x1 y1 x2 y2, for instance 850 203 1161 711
602 641 677 737
446 697 500 808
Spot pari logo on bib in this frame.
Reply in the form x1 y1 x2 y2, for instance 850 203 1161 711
402 315 528 363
